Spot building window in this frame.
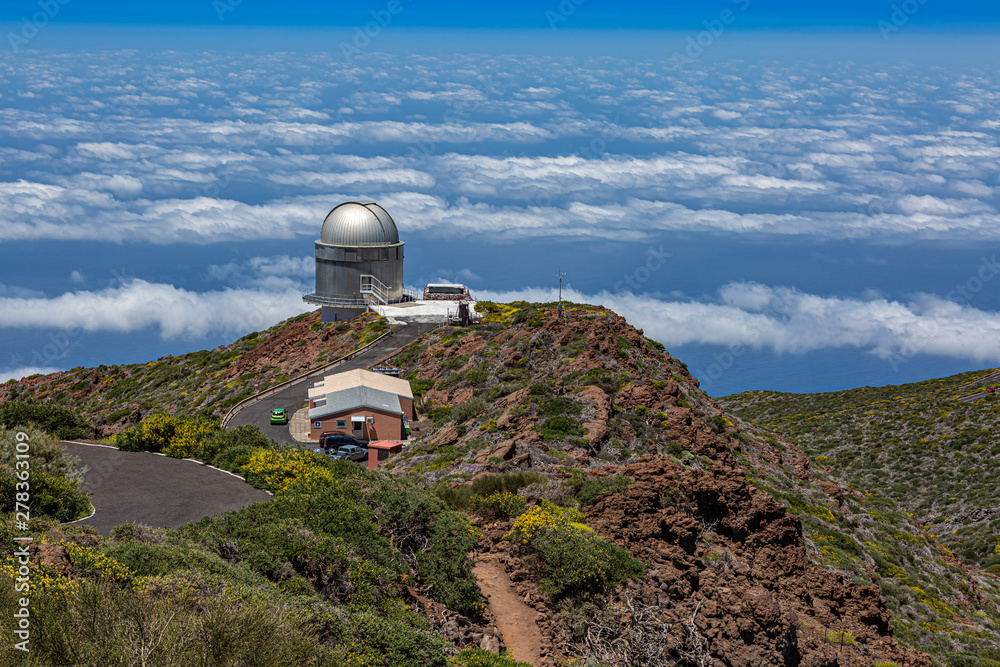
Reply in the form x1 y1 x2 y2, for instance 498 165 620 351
314 421 322 429
336 419 346 428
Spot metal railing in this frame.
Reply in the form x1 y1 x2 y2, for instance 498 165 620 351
360 274 390 305
301 292 369 308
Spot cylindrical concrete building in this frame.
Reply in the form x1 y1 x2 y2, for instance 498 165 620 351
303 201 405 321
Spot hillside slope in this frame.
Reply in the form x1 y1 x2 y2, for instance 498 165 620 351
0 311 386 435
3 301 999 665
383 301 1000 665
719 372 1000 573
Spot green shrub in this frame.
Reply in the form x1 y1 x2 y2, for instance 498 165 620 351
536 415 587 441
507 506 644 598
469 491 527 520
452 397 488 423
469 472 545 497
0 400 93 440
339 609 448 666
529 381 552 397
0 578 332 666
646 338 666 351
428 407 453 426
415 513 485 620
411 378 436 395
211 444 257 473
0 468 90 522
539 397 583 417
0 426 91 521
199 424 272 461
576 475 633 506
435 484 473 511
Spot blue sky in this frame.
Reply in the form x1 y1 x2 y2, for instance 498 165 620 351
1 0 999 28
1 7 1000 395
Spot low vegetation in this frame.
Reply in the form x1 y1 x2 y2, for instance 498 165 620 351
0 399 94 440
721 370 1000 572
0 425 91 522
0 415 492 663
0 311 377 428
5 301 1000 664
506 504 645 598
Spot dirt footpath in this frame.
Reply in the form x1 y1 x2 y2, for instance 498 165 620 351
473 555 544 666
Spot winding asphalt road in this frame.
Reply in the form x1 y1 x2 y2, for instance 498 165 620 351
227 322 438 445
60 442 272 535
956 369 1000 403
54 323 437 535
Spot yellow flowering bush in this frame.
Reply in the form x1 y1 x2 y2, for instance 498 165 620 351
0 555 77 602
240 448 333 493
63 540 134 586
507 505 558 544
164 418 218 459
113 412 217 458
506 504 644 597
469 491 526 520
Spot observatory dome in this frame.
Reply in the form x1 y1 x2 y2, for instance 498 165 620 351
320 201 400 246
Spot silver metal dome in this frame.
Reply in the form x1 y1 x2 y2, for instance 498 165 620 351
320 201 400 246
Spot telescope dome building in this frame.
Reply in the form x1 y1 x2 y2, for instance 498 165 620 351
303 201 406 322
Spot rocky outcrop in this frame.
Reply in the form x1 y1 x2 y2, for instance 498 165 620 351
390 306 938 666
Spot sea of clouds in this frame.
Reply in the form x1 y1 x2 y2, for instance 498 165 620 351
1 49 999 383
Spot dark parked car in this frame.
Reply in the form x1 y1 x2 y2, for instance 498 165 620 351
319 433 361 451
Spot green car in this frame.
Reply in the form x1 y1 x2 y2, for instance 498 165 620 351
270 409 288 425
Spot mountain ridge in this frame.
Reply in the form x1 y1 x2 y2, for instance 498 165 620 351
2 301 999 665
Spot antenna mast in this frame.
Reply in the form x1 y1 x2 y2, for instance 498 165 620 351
557 268 566 318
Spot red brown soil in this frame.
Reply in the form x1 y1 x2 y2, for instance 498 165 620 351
401 308 939 666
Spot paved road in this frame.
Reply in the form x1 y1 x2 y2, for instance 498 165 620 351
60 442 272 535
957 369 1000 402
227 322 438 445
959 390 997 403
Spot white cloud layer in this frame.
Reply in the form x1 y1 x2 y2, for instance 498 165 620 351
2 272 999 370
477 284 1000 365
0 280 312 340
0 52 997 243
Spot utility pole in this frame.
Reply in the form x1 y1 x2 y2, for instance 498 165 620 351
557 268 566 318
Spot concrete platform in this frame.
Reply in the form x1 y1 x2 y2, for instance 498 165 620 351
289 407 313 444
380 300 478 324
